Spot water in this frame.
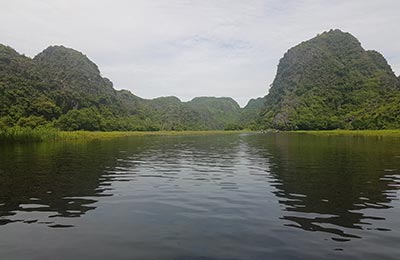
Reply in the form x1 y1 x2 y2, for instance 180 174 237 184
0 133 399 259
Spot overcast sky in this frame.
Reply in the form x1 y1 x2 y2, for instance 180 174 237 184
1 0 399 106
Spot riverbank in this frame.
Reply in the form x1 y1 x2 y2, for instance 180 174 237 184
293 129 400 137
0 127 251 143
59 130 251 140
2 127 400 143
0 127 59 143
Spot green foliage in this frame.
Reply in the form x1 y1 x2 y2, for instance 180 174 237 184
0 116 14 130
0 44 244 132
224 123 244 131
31 97 61 120
294 129 400 137
17 115 48 128
0 126 59 143
259 29 400 130
187 97 241 129
55 108 100 131
240 97 266 128
1 31 399 136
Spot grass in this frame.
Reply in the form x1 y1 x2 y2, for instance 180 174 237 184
0 127 251 143
0 126 59 143
59 130 250 140
293 129 400 137
2 127 400 143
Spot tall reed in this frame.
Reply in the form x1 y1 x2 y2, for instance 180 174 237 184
0 126 60 143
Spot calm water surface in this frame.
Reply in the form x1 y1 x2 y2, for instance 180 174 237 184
0 133 399 259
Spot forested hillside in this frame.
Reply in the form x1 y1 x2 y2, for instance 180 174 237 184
1 29 399 132
0 45 242 131
260 29 400 130
240 97 266 129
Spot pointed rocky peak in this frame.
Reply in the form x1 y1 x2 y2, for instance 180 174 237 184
271 29 397 93
262 29 399 130
34 45 100 76
0 44 21 59
0 44 33 74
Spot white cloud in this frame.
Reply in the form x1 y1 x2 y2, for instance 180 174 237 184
0 0 399 106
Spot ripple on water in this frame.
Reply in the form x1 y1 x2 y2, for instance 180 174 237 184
0 134 400 259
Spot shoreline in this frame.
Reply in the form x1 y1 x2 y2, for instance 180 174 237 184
0 128 252 143
292 129 400 137
59 130 252 140
2 128 400 143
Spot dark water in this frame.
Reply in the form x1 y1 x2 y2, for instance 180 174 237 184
0 133 399 259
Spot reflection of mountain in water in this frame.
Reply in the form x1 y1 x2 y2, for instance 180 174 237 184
1 132 399 240
0 135 242 228
245 133 400 241
0 141 118 227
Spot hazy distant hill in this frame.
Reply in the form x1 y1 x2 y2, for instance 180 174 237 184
240 97 266 129
186 97 241 129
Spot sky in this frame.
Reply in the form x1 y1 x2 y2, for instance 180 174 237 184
0 0 399 106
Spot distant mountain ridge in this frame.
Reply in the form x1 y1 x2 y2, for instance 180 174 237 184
1 29 399 131
0 44 243 130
